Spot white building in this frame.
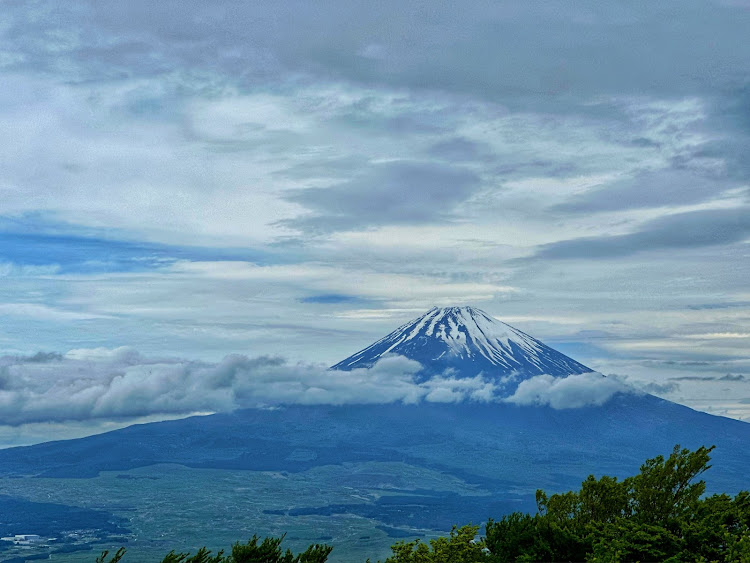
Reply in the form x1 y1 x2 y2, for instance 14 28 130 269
0 534 44 545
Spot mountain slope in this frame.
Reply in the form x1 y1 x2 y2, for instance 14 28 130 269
1 396 748 493
332 306 591 381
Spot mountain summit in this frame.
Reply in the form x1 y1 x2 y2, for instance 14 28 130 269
331 306 591 380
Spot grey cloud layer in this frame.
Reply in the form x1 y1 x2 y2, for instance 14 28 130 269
0 349 626 425
5 1 750 102
0 349 499 425
535 207 750 260
553 170 740 213
3 2 748 243
281 161 481 233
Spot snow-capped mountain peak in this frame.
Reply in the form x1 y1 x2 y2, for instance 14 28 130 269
331 306 591 380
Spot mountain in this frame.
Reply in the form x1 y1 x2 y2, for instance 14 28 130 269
332 306 591 382
1 307 749 561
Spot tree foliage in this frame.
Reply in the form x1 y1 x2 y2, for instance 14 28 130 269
160 546 225 563
226 534 332 563
384 444 750 563
96 547 126 563
379 524 489 563
97 535 331 563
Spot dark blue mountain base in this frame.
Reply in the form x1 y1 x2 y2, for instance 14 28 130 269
1 394 748 495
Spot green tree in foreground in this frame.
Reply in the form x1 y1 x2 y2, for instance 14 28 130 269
229 534 332 563
96 547 126 563
383 444 750 562
97 535 332 563
160 546 225 563
376 524 488 563
630 444 713 526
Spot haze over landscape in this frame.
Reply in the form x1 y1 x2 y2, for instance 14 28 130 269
1 2 750 561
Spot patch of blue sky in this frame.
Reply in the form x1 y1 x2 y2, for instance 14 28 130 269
0 227 276 275
299 294 367 304
541 340 613 365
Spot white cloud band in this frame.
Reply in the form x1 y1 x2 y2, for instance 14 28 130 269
503 372 627 409
0 349 510 425
0 349 629 425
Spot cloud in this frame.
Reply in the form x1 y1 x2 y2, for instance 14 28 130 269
299 294 365 304
687 301 750 310
0 348 619 425
427 137 490 162
503 372 627 409
635 381 680 394
668 376 714 381
603 373 680 396
720 373 748 381
535 207 750 260
17 352 63 363
553 169 737 213
668 373 747 382
0 349 509 426
280 161 481 234
0 303 106 321
6 1 750 103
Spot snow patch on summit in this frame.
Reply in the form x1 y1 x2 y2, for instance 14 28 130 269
331 306 592 383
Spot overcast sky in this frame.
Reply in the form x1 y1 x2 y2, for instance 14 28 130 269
1 0 750 443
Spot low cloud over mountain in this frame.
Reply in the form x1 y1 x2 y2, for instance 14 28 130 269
504 372 628 409
0 348 623 426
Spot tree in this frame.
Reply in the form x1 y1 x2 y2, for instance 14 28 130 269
160 547 225 563
381 525 489 563
97 535 332 563
484 513 537 561
579 474 631 524
487 444 720 562
96 548 126 563
586 519 683 562
629 444 714 526
226 535 332 563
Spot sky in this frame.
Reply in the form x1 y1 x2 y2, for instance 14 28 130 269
1 0 750 445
